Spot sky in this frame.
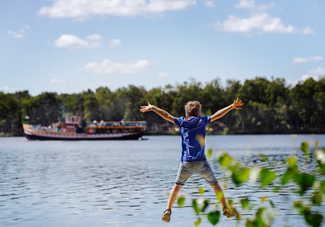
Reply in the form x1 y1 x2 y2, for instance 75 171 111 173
1 0 324 96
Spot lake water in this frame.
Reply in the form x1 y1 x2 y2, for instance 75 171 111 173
0 135 324 227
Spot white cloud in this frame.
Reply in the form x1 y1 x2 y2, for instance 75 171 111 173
287 75 320 87
7 25 30 38
54 34 103 50
234 0 273 12
7 31 23 38
292 56 323 64
306 67 325 75
214 13 296 34
81 59 150 74
288 67 325 87
0 86 19 93
54 35 88 50
214 0 313 36
310 56 323 61
302 26 314 34
86 34 102 41
235 0 254 9
158 72 169 77
50 79 68 84
109 39 122 47
0 86 10 91
204 0 216 8
39 0 196 19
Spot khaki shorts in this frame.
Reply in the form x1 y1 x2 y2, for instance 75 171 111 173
174 160 218 186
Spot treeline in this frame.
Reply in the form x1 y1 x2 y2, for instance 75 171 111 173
1 76 325 135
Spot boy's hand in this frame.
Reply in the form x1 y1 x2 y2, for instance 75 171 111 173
232 98 243 109
140 102 154 113
223 207 236 218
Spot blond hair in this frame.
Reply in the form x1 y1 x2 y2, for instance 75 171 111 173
185 101 201 117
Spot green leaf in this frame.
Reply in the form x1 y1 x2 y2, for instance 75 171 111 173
216 191 223 202
201 199 210 213
259 154 268 162
320 181 325 195
192 200 200 215
240 197 250 209
192 199 210 214
281 172 292 185
207 148 213 159
260 168 277 188
272 186 281 192
293 201 304 214
231 167 250 186
288 155 297 168
177 196 186 207
301 142 309 153
303 208 323 227
269 200 275 208
218 153 232 169
301 142 309 161
293 173 315 196
194 217 202 227
311 192 323 205
207 211 221 225
198 187 205 194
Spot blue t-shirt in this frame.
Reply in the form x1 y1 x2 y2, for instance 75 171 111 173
174 116 211 162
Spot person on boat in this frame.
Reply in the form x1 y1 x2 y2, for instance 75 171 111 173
99 120 105 127
140 98 243 222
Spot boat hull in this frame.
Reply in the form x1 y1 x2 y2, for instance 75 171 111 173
25 133 144 141
23 124 145 141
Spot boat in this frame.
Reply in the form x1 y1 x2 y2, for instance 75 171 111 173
22 101 147 140
23 119 147 141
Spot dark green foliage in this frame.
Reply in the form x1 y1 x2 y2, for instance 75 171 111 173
194 142 324 226
293 173 315 196
207 211 220 225
2 76 325 134
192 199 210 215
294 201 323 227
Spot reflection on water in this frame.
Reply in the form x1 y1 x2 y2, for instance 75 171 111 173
0 135 324 226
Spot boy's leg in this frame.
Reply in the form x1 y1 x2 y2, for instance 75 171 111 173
163 162 192 218
211 183 235 218
198 161 235 218
165 184 183 214
210 183 227 208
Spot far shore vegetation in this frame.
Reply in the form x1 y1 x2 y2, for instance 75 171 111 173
1 76 325 136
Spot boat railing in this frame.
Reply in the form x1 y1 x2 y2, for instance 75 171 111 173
86 121 147 127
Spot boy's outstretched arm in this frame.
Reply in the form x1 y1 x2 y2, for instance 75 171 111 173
210 98 243 122
140 102 175 123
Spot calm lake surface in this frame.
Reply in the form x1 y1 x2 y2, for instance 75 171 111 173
0 135 324 227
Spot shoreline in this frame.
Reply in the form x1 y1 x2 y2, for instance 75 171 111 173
2 131 325 138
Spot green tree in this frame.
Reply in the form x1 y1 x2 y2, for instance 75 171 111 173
83 93 99 122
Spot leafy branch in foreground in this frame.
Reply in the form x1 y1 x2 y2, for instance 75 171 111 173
190 141 325 227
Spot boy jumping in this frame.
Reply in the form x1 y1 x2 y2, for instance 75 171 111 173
140 98 243 222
